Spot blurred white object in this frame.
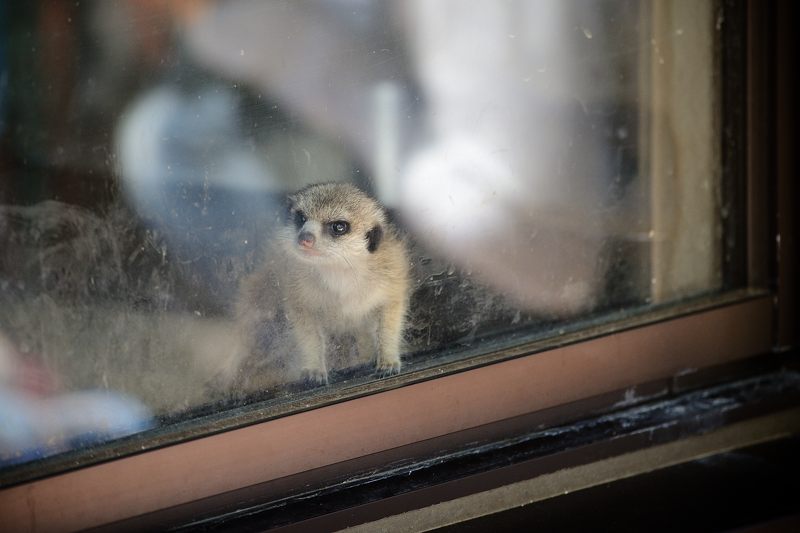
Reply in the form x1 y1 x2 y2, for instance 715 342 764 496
1 333 153 466
400 0 610 314
0 389 153 466
117 86 272 200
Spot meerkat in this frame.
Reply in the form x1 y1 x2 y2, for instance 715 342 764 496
236 183 410 386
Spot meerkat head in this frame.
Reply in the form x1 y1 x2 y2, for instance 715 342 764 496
280 183 387 265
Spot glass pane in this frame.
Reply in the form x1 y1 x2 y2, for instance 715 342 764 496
0 0 737 472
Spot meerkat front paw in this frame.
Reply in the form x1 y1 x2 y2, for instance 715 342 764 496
301 367 329 387
375 357 401 378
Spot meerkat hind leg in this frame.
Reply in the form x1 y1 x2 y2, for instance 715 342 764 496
291 318 329 386
375 302 405 377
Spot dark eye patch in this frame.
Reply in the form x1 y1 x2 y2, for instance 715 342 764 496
366 224 382 253
328 220 350 237
294 210 307 229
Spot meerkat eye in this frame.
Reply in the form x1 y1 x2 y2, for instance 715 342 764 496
329 220 350 237
294 210 307 229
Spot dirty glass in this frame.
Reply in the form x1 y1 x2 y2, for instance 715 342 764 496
0 0 735 471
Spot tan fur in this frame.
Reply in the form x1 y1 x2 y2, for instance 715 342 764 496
236 183 410 385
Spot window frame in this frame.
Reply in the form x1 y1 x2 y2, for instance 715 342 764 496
0 1 795 530
0 295 776 530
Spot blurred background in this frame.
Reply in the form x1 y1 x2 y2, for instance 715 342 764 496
0 0 725 466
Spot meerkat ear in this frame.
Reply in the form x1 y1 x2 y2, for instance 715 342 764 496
366 224 383 253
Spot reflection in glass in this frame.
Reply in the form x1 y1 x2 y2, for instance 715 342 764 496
0 1 727 469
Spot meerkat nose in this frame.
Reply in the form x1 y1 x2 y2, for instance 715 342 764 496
298 231 316 248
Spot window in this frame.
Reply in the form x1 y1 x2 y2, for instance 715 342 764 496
1 1 791 529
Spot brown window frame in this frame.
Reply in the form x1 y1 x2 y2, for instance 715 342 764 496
0 1 795 530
